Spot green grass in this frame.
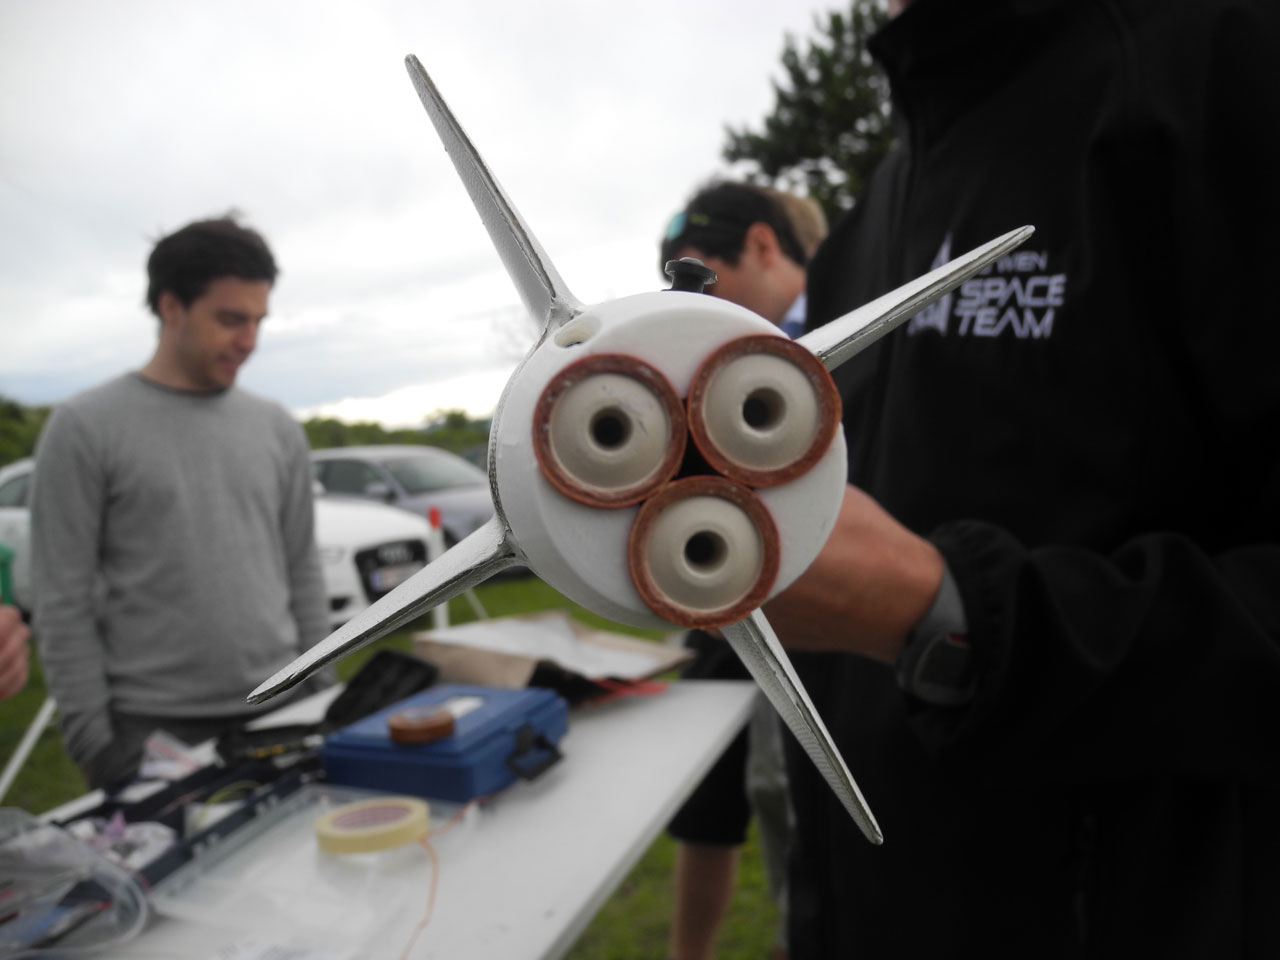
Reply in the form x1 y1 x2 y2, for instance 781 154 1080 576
0 573 779 959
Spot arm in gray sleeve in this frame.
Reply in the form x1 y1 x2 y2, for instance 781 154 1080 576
30 407 115 769
279 422 330 658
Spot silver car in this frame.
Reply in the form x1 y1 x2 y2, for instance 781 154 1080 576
310 444 494 546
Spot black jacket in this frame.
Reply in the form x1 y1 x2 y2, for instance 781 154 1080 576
789 0 1280 956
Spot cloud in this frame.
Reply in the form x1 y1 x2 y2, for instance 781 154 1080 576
293 364 518 426
0 0 837 421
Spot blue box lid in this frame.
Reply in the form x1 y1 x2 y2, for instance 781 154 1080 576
324 684 564 758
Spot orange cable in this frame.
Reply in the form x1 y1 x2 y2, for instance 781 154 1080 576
397 797 487 958
399 834 440 960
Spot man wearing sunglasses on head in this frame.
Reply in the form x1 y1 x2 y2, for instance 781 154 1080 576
659 181 827 960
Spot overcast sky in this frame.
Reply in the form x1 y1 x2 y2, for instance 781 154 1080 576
0 0 847 426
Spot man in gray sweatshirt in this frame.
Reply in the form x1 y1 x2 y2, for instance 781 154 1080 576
31 216 330 788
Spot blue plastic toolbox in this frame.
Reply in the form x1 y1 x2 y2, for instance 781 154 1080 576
319 684 569 802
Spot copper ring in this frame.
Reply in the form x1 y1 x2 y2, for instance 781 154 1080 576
387 707 455 745
532 353 686 508
686 335 841 488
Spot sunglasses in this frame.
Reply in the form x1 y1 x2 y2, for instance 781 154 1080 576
663 210 713 242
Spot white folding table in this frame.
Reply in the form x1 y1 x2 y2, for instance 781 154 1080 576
74 679 756 960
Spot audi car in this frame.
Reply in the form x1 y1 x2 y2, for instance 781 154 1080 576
313 492 434 628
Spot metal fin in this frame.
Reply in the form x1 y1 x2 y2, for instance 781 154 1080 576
798 225 1035 371
247 517 520 705
404 55 584 334
721 609 884 844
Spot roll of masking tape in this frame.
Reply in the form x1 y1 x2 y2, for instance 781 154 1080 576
315 797 430 854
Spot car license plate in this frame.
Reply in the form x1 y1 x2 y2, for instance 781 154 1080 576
371 561 424 592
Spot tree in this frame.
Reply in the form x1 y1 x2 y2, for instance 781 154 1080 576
421 408 490 459
0 395 50 469
301 410 490 460
723 1 894 222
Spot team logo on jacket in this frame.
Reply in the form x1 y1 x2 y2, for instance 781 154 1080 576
908 234 1066 340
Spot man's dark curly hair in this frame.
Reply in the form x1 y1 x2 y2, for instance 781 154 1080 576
659 181 807 278
145 214 278 316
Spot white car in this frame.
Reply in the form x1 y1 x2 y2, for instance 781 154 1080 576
313 493 434 628
0 459 33 611
0 458 433 629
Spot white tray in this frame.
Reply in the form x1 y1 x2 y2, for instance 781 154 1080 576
150 783 476 957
